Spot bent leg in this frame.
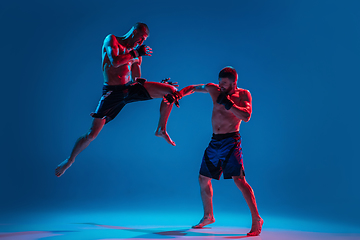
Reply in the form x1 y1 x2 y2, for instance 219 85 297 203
55 118 106 177
232 175 263 236
155 100 175 145
192 174 215 228
143 82 177 146
143 81 177 99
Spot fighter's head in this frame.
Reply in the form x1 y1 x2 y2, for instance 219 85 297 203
218 66 238 94
124 22 150 49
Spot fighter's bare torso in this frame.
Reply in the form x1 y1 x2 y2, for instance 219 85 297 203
102 35 140 85
206 84 249 134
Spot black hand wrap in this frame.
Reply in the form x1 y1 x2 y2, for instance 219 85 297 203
164 91 182 108
161 78 174 86
216 92 234 110
135 77 146 85
136 45 147 56
129 45 148 58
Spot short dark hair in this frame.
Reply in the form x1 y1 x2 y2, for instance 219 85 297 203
134 22 150 36
218 66 238 82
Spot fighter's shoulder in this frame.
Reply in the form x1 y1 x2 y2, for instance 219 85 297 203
104 34 124 48
103 34 114 44
237 88 252 101
205 83 220 91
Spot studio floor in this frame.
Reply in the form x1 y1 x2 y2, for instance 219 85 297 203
1 209 359 240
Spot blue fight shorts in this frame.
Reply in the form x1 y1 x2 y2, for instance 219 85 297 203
199 132 245 180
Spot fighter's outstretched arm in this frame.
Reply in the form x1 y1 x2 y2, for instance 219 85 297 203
179 83 216 97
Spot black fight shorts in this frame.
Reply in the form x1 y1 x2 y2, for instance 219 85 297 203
91 82 152 123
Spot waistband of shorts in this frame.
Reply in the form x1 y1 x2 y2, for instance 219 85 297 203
212 132 240 141
103 82 133 91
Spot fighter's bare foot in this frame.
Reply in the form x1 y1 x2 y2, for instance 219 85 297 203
55 158 74 177
247 218 263 236
192 217 215 229
155 129 176 146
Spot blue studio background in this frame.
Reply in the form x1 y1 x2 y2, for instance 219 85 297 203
1 0 359 230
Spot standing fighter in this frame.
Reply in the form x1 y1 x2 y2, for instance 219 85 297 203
55 22 181 177
179 66 263 236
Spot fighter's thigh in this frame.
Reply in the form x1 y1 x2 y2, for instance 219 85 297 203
232 171 246 185
143 82 176 98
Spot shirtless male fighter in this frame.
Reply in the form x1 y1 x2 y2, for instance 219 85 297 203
179 66 263 236
55 22 181 177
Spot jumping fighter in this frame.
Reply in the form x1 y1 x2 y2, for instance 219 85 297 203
55 22 181 177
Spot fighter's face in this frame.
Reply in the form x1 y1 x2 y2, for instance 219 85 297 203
219 77 235 93
131 32 148 48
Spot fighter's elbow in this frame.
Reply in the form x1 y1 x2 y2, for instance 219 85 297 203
243 112 251 122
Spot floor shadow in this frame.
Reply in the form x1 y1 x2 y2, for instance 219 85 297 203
78 223 250 239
